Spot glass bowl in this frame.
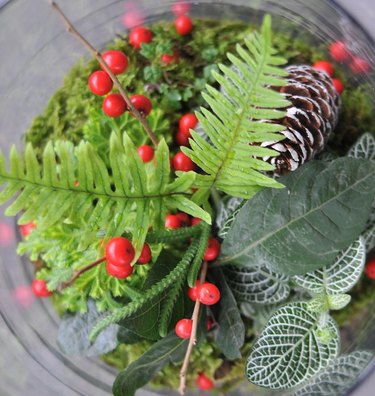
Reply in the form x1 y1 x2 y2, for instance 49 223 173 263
0 1 374 395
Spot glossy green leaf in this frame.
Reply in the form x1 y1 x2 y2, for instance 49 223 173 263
221 158 375 276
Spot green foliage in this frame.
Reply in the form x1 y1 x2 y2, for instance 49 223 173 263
246 302 340 389
0 133 210 261
292 351 373 396
182 16 289 201
221 158 375 275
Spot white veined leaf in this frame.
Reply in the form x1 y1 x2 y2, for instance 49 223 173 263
224 265 290 304
246 302 340 389
362 224 375 252
292 351 373 396
293 238 366 295
327 294 351 310
217 197 244 238
240 302 281 334
347 132 375 161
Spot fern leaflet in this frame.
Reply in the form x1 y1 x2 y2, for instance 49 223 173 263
181 15 289 201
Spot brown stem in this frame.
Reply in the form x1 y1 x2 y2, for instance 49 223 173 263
178 261 208 395
49 1 159 147
58 256 106 291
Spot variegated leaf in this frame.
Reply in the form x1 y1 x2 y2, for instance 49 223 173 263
347 132 375 161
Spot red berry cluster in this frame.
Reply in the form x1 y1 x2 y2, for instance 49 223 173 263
88 49 152 119
312 60 344 95
105 237 152 279
329 41 372 75
172 2 193 36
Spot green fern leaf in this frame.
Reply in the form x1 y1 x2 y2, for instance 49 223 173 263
181 16 289 201
0 133 211 259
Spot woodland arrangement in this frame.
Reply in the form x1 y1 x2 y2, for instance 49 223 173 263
1 1 375 395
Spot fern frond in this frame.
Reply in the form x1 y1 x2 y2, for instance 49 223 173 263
0 133 211 259
181 16 289 201
89 239 199 341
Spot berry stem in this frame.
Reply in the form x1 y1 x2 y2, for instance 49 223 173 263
178 261 208 395
58 256 106 291
50 1 159 147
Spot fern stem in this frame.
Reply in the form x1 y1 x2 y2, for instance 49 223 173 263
146 224 203 244
89 240 199 341
50 1 159 147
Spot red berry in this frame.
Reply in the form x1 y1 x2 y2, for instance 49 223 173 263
173 151 196 172
188 281 201 301
20 222 37 238
191 217 202 226
176 212 191 227
179 113 198 137
106 260 134 279
175 15 193 36
329 41 351 63
313 60 334 77
129 26 153 49
130 94 152 116
137 145 154 163
88 71 113 96
101 50 128 75
204 238 221 261
206 318 214 331
175 130 190 147
102 93 127 117
350 56 372 75
161 51 179 65
195 372 214 391
172 1 191 16
32 279 52 298
332 78 344 94
122 10 144 29
175 318 193 338
105 237 135 267
137 243 152 264
365 258 375 280
165 214 182 229
198 283 220 305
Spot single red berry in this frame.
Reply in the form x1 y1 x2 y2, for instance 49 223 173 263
88 70 113 96
130 94 152 116
32 279 52 298
188 280 201 301
102 93 127 117
105 237 135 267
106 260 134 279
165 214 182 229
101 50 128 75
175 318 193 338
198 282 221 305
204 238 221 261
176 212 191 227
137 243 152 265
332 78 344 94
175 130 190 146
191 217 202 226
313 60 334 77
129 26 153 49
329 41 351 63
179 113 198 137
175 15 193 36
173 151 196 172
161 51 179 65
20 222 37 238
365 258 375 280
195 372 214 391
206 317 214 331
172 1 191 16
350 56 372 75
137 145 154 163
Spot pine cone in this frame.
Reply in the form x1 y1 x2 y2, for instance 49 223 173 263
262 65 341 174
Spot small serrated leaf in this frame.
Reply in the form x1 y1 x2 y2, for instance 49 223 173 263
246 302 340 389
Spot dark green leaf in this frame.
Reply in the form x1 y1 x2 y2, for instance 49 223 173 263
201 47 219 62
220 158 375 275
211 269 245 360
117 326 145 345
144 65 162 83
57 300 118 357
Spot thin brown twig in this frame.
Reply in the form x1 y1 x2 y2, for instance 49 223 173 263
58 256 106 291
178 261 208 395
49 1 159 147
